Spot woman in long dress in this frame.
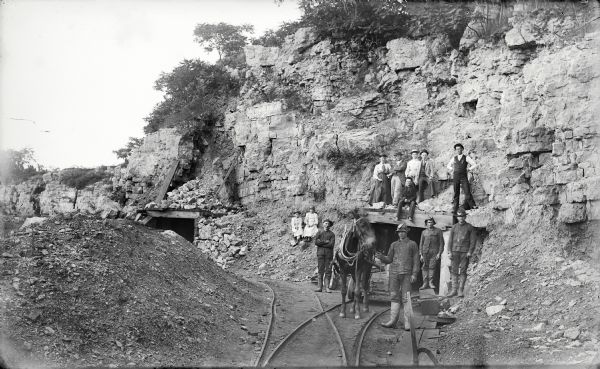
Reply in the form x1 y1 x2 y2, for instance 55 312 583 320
303 206 319 241
369 155 393 205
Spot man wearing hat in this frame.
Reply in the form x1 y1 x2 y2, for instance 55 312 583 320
391 152 407 206
376 223 419 330
446 143 478 215
404 149 421 185
419 216 444 289
314 219 335 293
417 150 436 203
447 208 477 297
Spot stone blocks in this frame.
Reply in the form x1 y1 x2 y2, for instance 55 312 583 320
557 203 587 223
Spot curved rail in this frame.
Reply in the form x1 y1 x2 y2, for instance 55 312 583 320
252 280 276 367
354 307 390 366
312 293 348 366
261 301 343 366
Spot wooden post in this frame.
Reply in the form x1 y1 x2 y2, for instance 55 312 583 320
405 291 419 365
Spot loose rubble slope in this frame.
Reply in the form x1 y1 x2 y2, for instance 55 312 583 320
439 219 600 365
0 214 269 368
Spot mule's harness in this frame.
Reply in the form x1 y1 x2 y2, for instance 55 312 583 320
336 219 363 267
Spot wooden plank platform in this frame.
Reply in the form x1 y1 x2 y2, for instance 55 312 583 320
362 207 453 230
146 209 209 219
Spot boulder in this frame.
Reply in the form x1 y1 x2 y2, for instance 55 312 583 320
557 203 587 223
20 217 47 229
486 305 505 316
505 24 538 49
244 45 280 68
385 38 429 71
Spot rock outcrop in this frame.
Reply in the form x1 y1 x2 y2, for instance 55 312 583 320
0 170 120 217
222 3 599 226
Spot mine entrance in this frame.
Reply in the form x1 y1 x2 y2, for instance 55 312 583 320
151 217 195 242
372 223 440 294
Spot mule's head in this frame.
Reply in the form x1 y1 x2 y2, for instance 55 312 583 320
354 217 376 253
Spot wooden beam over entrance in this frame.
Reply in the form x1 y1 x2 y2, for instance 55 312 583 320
146 209 208 219
361 207 453 230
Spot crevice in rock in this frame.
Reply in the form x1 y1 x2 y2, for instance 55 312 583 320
265 138 274 157
31 181 46 216
463 99 478 115
73 189 78 209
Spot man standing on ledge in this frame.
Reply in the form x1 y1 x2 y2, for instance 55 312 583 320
447 209 477 298
376 223 419 330
314 219 335 293
447 143 478 215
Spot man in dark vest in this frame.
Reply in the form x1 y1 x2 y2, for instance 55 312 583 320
446 209 477 297
314 219 335 293
419 216 444 289
446 143 478 215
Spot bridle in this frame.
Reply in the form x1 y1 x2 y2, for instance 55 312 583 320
337 218 371 267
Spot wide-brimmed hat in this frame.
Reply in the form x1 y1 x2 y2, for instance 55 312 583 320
425 216 436 225
323 219 334 226
293 210 301 215
410 149 419 154
454 143 464 150
396 223 409 233
455 208 467 217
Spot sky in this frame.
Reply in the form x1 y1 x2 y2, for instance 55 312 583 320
0 0 301 169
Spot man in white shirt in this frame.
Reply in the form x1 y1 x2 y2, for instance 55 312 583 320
404 149 421 184
446 143 478 215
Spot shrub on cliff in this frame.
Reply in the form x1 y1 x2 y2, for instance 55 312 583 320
113 137 143 166
252 21 304 47
193 22 254 68
0 148 45 185
298 0 410 49
325 147 380 174
143 60 240 134
60 167 112 190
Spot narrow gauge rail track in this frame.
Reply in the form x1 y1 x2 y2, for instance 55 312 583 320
254 281 395 367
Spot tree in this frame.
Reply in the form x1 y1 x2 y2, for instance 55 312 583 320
113 137 143 165
193 23 254 65
0 148 44 184
252 21 303 47
143 60 240 134
298 0 409 49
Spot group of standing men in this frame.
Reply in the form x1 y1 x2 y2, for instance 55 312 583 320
376 208 477 330
368 149 436 213
370 143 479 221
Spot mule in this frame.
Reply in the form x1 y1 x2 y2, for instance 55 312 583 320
332 216 376 319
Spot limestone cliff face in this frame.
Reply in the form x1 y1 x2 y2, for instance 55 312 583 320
0 171 120 217
224 3 599 226
112 128 197 209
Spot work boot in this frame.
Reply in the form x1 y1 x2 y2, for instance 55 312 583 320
428 269 436 289
447 274 458 297
314 273 323 292
381 302 400 328
457 275 467 297
324 275 332 293
419 269 429 289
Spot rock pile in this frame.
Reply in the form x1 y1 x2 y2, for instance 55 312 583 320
194 215 247 269
144 178 242 214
